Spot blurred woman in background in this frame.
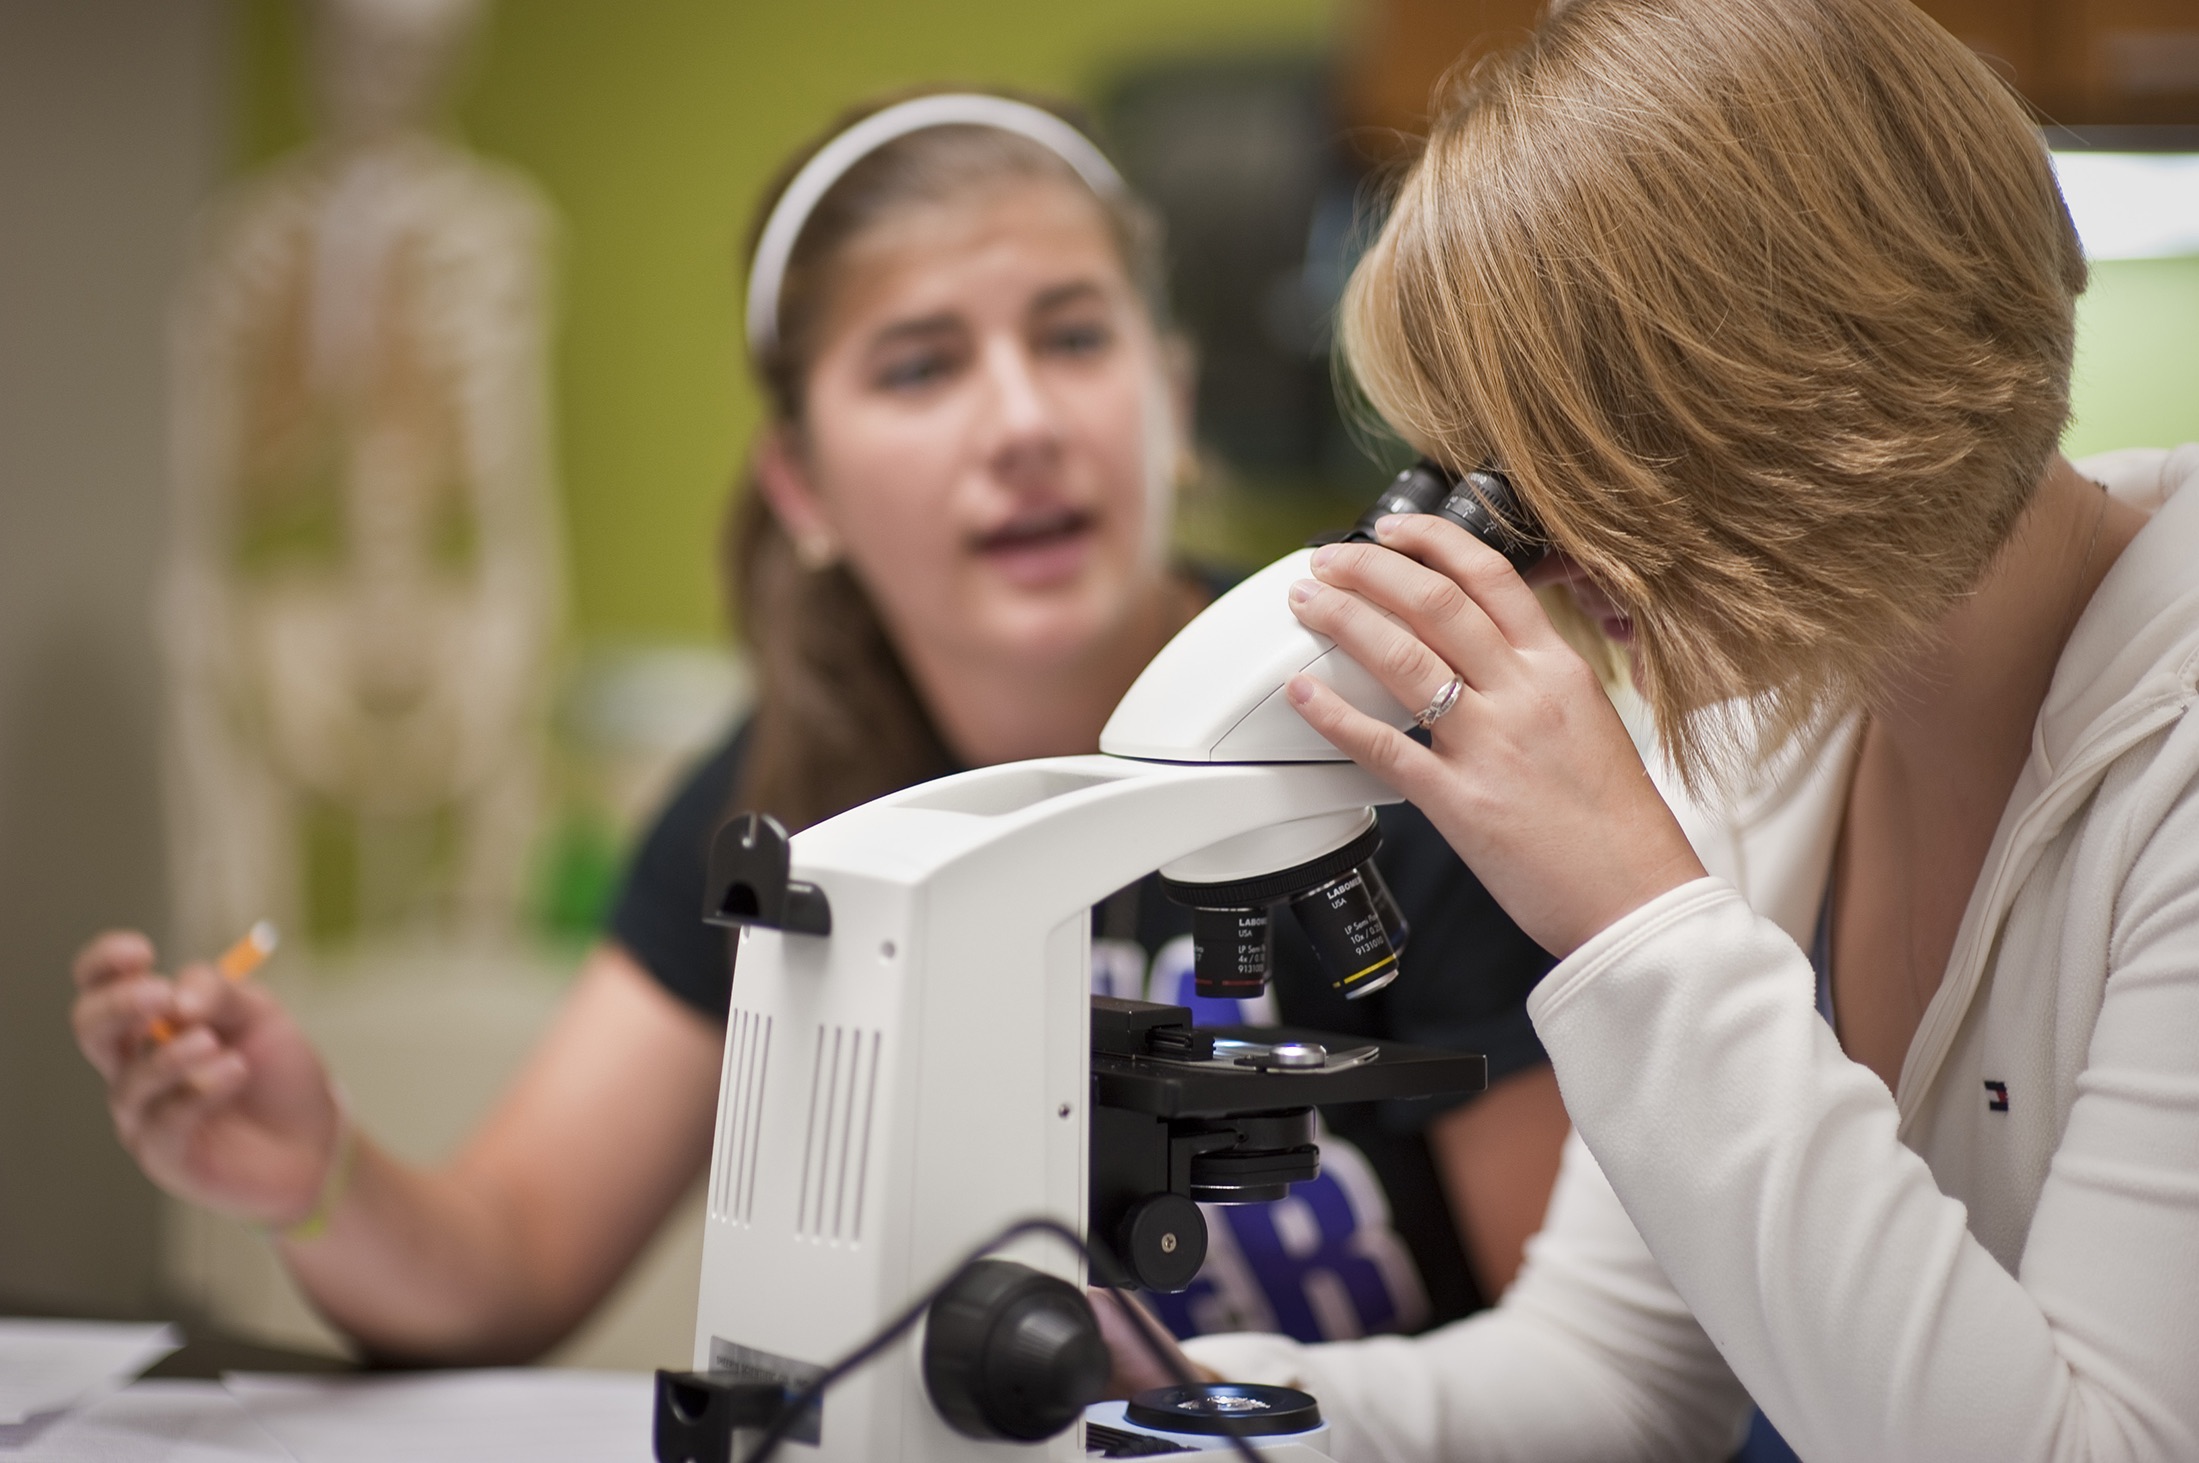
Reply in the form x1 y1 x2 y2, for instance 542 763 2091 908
71 90 1569 1362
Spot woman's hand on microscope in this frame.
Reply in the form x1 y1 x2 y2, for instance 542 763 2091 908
70 930 344 1229
1088 1288 1221 1396
1284 514 1704 958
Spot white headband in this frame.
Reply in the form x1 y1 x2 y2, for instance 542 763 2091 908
744 93 1128 358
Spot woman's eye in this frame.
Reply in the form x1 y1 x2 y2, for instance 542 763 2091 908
875 351 959 391
1040 320 1113 358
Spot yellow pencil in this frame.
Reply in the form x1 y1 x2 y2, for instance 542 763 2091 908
146 920 279 1045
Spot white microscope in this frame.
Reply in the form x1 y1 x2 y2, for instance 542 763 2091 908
654 465 1544 1462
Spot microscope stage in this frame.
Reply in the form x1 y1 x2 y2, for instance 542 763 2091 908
1091 1027 1487 1119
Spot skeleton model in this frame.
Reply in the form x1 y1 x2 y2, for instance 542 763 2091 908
162 0 562 951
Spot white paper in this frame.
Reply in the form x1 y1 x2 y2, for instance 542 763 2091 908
224 1370 652 1463
0 1321 181 1426
0 1380 292 1462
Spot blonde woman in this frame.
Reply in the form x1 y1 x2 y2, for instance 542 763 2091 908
1109 1 2199 1458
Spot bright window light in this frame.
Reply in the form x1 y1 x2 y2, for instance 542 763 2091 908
2050 151 2199 261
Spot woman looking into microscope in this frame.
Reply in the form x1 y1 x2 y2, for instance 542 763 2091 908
69 91 1569 1363
1102 0 2199 1457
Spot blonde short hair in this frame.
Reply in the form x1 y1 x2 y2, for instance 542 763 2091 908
1340 0 2087 784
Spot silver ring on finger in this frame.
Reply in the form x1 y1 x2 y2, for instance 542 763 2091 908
1414 672 1466 730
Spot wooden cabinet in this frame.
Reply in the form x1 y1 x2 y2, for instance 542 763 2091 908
1939 0 2199 125
1338 0 2199 144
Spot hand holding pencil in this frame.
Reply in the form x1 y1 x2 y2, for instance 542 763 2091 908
69 924 345 1227
145 920 279 1044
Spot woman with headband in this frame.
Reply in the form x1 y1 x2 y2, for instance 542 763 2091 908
1106 1 2199 1459
69 91 1570 1363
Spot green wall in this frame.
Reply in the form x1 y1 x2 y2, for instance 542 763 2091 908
2066 257 2199 462
236 6 2199 643
235 0 1342 645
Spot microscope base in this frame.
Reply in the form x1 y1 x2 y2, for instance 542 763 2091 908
1083 1401 1331 1456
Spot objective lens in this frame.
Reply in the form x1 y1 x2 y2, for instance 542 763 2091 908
1365 860 1409 954
1190 905 1272 1000
1288 860 1402 999
1164 818 1401 1001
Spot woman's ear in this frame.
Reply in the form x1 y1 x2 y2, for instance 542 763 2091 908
1156 333 1200 488
755 427 844 570
1162 334 1197 463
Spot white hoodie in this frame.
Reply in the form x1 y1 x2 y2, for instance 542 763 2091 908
1185 446 2199 1462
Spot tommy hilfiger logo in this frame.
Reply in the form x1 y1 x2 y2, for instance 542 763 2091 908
1984 1081 2010 1112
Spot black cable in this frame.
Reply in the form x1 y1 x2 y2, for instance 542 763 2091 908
741 1215 1266 1463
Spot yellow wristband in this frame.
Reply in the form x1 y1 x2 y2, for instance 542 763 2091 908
274 1117 357 1245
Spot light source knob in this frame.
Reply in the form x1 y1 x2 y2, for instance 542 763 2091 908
922 1259 1108 1441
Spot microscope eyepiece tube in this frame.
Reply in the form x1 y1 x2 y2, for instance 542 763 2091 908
1344 460 1548 576
1344 459 1455 539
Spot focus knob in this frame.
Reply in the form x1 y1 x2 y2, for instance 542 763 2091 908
922 1259 1108 1441
1116 1193 1207 1293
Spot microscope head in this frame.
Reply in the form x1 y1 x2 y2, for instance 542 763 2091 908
1099 461 1542 765
1100 461 1545 1002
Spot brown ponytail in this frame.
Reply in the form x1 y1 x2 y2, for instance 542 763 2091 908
724 482 954 833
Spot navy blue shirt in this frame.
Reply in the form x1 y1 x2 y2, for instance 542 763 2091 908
612 722 1557 1340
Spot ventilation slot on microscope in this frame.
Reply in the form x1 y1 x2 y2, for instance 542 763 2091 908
709 1008 773 1226
795 1024 883 1244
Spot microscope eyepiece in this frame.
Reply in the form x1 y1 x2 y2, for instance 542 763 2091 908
1345 460 1548 576
1349 458 1455 528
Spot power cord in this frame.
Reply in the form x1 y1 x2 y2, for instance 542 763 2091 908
741 1215 1265 1463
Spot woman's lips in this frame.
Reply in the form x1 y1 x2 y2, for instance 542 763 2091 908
973 507 1096 587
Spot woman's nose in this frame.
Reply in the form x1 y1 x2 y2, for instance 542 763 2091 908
976 337 1063 475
